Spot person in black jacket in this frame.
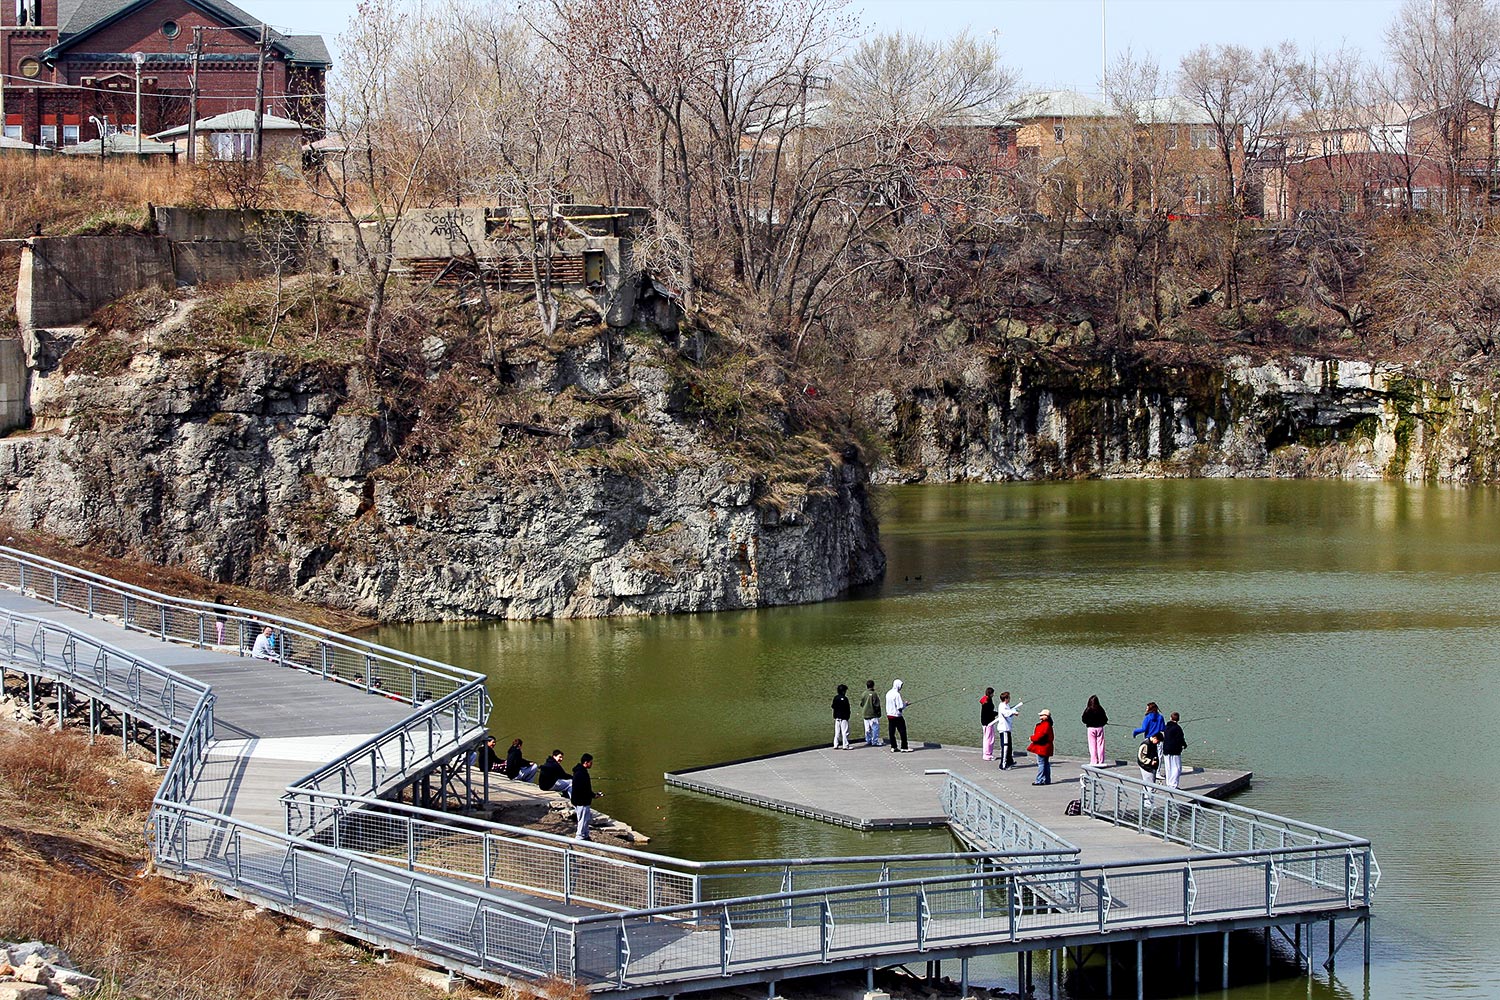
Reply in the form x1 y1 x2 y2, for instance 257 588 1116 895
831 684 852 749
504 739 538 782
538 749 572 795
1082 695 1109 765
570 753 602 840
475 736 504 772
1160 712 1187 789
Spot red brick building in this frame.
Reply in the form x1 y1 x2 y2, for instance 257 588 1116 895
1 0 328 148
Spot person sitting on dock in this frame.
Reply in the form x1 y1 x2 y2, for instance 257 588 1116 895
1028 709 1054 784
250 626 276 660
538 749 572 795
885 679 912 752
1132 701 1165 741
1160 713 1187 789
504 739 539 782
476 736 504 772
571 753 602 841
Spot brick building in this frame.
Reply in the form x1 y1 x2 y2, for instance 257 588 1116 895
1 0 328 149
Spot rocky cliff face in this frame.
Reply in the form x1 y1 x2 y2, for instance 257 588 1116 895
0 330 885 620
869 350 1500 484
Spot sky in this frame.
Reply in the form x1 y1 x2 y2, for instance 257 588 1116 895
246 0 1407 97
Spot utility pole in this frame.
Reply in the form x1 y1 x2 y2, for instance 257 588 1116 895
133 51 145 154
253 21 268 164
187 25 202 164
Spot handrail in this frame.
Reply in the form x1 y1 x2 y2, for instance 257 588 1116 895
940 772 1079 858
0 545 485 704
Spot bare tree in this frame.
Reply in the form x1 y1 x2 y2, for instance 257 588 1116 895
311 0 462 358
1385 0 1500 218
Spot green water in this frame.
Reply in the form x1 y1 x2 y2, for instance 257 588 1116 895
375 480 1500 999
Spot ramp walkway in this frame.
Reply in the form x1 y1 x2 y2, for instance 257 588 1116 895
0 546 1378 999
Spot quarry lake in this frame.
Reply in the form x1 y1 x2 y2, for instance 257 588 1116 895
375 480 1500 999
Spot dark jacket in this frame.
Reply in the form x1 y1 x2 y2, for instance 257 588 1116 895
859 689 881 720
476 743 503 771
1027 719 1054 757
1082 704 1108 727
570 763 596 806
1160 721 1186 756
832 694 851 720
980 695 998 726
538 757 568 791
504 746 532 780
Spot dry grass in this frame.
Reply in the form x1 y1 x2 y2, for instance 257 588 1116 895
0 720 509 999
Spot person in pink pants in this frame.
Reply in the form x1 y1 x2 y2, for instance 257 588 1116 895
980 688 998 759
1082 695 1109 765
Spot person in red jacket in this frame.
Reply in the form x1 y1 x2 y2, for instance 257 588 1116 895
1028 709 1055 785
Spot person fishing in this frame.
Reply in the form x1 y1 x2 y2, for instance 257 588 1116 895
1132 701 1165 741
996 691 1022 770
831 683 852 749
885 679 912 752
980 688 998 761
859 679 883 746
1082 695 1109 765
1027 708 1054 785
1160 712 1187 789
1137 732 1162 807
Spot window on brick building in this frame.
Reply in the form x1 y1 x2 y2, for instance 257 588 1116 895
1191 125 1215 149
1166 126 1178 149
40 125 57 146
211 132 255 160
2 125 19 140
1053 122 1065 143
62 125 79 145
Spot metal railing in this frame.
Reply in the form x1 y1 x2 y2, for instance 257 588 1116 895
0 608 211 735
1080 767 1382 895
150 801 580 981
939 772 1082 908
0 546 484 706
566 840 1376 988
282 685 490 837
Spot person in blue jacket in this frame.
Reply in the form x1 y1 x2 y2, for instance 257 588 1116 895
1132 702 1165 740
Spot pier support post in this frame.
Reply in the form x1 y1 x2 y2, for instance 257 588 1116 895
1050 948 1058 997
960 957 968 998
1266 926 1272 968
1364 915 1371 970
1295 922 1302 967
1194 933 1200 986
1222 932 1230 990
1106 944 1113 994
1328 919 1335 976
866 968 874 994
1136 940 1144 1000
1017 952 1024 994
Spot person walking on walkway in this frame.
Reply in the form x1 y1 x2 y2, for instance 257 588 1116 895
885 679 912 752
1132 702 1166 741
538 749 573 796
571 753 601 840
1160 712 1187 789
859 680 883 746
504 739 539 782
1137 732 1162 808
980 688 999 760
1082 695 1109 765
831 684 852 749
996 691 1022 769
1028 709 1054 784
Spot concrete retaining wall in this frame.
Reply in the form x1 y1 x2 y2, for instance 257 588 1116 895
0 339 26 433
17 234 174 330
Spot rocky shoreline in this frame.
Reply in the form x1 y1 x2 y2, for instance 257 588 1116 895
868 351 1500 485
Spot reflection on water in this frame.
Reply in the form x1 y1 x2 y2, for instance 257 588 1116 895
376 480 1500 999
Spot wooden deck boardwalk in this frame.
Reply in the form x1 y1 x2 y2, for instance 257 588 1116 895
668 742 1253 864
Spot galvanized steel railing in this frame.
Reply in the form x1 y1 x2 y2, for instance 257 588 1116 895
0 546 483 706
1079 766 1382 896
149 800 580 981
565 840 1376 988
940 772 1079 860
281 687 490 838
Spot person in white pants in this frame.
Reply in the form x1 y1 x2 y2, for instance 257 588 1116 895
1160 712 1187 789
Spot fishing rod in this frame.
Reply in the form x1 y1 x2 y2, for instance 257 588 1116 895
900 685 967 709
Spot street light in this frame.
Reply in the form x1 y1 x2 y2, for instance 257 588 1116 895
133 51 146 155
87 114 107 163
